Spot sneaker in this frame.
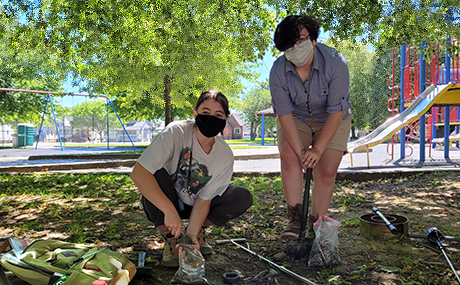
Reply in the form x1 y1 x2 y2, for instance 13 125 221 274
197 227 213 255
160 232 179 268
280 204 302 240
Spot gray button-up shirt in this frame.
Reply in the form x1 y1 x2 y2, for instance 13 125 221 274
269 42 351 123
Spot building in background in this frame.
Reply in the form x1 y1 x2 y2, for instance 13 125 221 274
224 114 243 140
0 123 14 144
111 120 154 142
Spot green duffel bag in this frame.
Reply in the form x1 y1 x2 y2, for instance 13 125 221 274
0 239 136 285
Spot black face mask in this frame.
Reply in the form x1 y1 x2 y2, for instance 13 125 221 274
195 114 226 138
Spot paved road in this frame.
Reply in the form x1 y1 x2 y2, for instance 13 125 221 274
1 143 460 180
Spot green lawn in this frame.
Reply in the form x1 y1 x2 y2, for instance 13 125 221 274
0 138 277 151
225 138 276 144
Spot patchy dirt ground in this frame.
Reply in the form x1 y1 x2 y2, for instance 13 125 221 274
3 171 460 284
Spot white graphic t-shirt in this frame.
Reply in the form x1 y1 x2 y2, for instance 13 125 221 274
137 120 234 206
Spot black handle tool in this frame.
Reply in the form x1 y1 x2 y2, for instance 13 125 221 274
372 207 399 235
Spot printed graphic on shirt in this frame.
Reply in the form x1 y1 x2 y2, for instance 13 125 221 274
172 147 212 195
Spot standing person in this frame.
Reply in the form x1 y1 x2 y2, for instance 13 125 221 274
130 89 253 267
269 15 352 239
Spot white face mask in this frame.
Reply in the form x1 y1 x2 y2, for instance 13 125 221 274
284 39 314 67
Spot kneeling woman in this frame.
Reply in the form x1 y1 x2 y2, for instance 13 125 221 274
130 89 253 267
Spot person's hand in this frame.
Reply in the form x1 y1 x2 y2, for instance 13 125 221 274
298 149 308 172
302 146 322 168
186 233 200 251
164 211 184 238
177 234 200 251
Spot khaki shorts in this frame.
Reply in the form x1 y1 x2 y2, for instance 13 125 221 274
277 115 352 153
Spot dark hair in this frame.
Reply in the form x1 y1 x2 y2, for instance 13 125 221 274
195 89 230 117
274 15 320 51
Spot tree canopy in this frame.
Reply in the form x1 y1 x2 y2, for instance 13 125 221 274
267 0 460 50
326 39 399 132
1 0 459 126
1 0 275 124
325 39 375 131
0 22 63 124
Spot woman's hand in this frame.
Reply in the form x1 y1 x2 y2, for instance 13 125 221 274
164 211 184 238
302 146 322 168
186 233 200 251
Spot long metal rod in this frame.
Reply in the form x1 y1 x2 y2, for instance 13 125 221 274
49 96 64 151
299 168 312 242
408 233 460 242
108 100 136 150
0 87 106 98
35 95 50 150
106 98 110 149
437 241 460 283
230 240 317 285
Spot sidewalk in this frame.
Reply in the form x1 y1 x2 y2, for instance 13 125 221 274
1 143 460 181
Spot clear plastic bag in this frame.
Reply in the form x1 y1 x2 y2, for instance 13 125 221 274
308 215 341 267
171 236 208 284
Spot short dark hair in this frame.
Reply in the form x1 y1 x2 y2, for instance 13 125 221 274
195 89 230 117
274 15 320 51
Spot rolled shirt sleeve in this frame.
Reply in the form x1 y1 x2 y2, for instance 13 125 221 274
326 52 351 115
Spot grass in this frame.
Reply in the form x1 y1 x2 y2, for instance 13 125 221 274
0 173 279 243
2 172 460 284
0 173 138 242
226 138 276 144
53 143 150 148
0 138 275 155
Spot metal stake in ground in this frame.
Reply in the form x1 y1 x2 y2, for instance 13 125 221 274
427 227 460 283
216 238 318 285
286 168 314 259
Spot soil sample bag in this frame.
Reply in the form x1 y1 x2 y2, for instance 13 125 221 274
308 215 341 267
171 236 208 284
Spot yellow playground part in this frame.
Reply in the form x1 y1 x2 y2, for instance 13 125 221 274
347 83 460 167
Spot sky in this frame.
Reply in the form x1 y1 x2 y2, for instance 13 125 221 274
61 79 92 107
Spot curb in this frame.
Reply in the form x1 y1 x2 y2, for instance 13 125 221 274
27 153 280 161
0 160 137 173
0 154 280 174
3 161 460 182
3 154 460 181
28 154 141 160
233 167 460 181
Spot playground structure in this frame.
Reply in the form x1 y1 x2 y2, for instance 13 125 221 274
0 88 137 151
348 38 460 167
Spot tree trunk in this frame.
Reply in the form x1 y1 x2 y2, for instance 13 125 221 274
163 74 172 125
351 124 357 139
251 122 260 140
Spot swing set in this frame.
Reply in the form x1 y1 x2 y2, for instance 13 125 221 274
0 88 136 151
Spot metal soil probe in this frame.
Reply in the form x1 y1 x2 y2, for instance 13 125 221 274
216 239 317 285
427 227 460 283
286 168 314 259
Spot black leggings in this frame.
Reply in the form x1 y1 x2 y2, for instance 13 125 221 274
141 168 253 227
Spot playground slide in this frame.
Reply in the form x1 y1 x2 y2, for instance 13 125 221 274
348 83 460 153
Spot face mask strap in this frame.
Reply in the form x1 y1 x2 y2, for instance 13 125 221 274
187 132 193 195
